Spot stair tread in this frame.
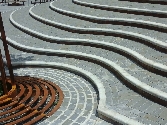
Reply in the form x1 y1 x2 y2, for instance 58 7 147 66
53 0 167 24
79 0 167 11
9 5 167 66
1 5 167 95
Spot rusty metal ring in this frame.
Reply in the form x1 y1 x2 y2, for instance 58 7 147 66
0 76 64 125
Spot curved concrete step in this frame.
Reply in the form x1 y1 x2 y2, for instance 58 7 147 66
7 4 167 90
4 34 167 107
74 0 167 11
12 5 167 72
11 4 165 57
3 35 167 122
9 6 167 75
1 36 167 123
2 2 167 124
53 0 167 25
30 3 167 53
73 0 167 17
8 7 167 78
2 22 167 112
50 2 167 33
50 0 167 42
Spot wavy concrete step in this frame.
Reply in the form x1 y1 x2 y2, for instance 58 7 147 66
72 0 167 18
3 35 167 125
8 6 167 70
8 7 167 89
53 0 167 25
2 9 167 124
49 1 167 50
32 2 167 53
51 0 167 34
3 12 167 109
30 5 167 66
75 0 167 11
10 4 167 70
10 13 167 76
0 37 145 125
4 30 167 104
50 1 167 33
2 34 167 124
8 5 167 93
0 25 113 124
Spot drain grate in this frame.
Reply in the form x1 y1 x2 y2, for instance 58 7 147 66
0 76 63 125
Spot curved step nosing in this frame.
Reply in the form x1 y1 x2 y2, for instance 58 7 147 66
11 61 144 125
98 107 144 125
50 2 167 30
73 0 167 15
5 33 167 103
10 9 167 73
29 6 167 49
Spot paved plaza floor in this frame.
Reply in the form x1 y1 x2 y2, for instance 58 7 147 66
0 0 167 124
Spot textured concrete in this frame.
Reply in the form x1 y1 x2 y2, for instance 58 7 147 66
0 0 167 124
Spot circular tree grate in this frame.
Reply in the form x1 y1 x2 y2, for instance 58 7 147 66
0 76 64 125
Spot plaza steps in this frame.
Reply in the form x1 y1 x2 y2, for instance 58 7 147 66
1 0 167 124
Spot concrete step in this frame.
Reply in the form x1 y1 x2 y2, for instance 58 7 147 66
6 0 167 101
51 1 167 31
30 2 166 63
53 0 167 24
9 3 166 74
75 0 167 11
1 0 167 124
5 3 167 99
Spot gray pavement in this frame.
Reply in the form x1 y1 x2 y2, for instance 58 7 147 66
0 0 167 124
0 0 32 12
